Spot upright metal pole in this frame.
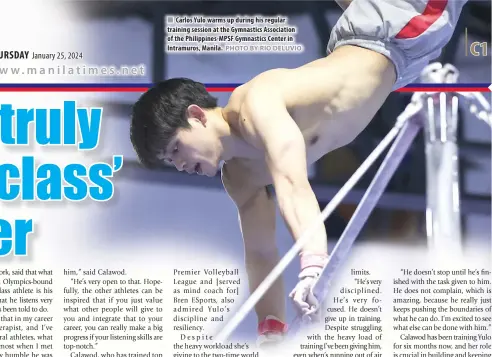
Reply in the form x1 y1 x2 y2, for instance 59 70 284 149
420 64 462 252
456 89 492 258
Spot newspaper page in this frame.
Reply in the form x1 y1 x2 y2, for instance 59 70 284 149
0 1 490 357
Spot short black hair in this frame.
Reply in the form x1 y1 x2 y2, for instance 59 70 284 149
130 78 218 168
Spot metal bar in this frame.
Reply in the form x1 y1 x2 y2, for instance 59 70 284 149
288 115 422 337
423 93 462 252
215 112 408 342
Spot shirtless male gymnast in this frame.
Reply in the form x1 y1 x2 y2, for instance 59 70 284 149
130 0 466 346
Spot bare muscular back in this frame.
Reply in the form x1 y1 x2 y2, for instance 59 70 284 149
221 46 396 202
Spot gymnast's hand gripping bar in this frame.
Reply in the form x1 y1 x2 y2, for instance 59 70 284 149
288 101 424 337
213 95 424 343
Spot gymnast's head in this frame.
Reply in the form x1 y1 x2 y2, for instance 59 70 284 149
130 78 224 177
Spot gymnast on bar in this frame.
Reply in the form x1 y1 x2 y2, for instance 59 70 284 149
130 0 467 347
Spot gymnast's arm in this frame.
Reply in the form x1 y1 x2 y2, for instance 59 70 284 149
221 166 281 305
221 166 277 254
240 93 328 256
236 187 279 293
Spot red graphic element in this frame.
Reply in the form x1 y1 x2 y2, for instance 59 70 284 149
395 0 448 39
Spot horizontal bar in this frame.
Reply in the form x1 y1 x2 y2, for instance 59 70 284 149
118 160 491 215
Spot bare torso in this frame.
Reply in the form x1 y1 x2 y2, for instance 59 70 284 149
221 46 395 197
